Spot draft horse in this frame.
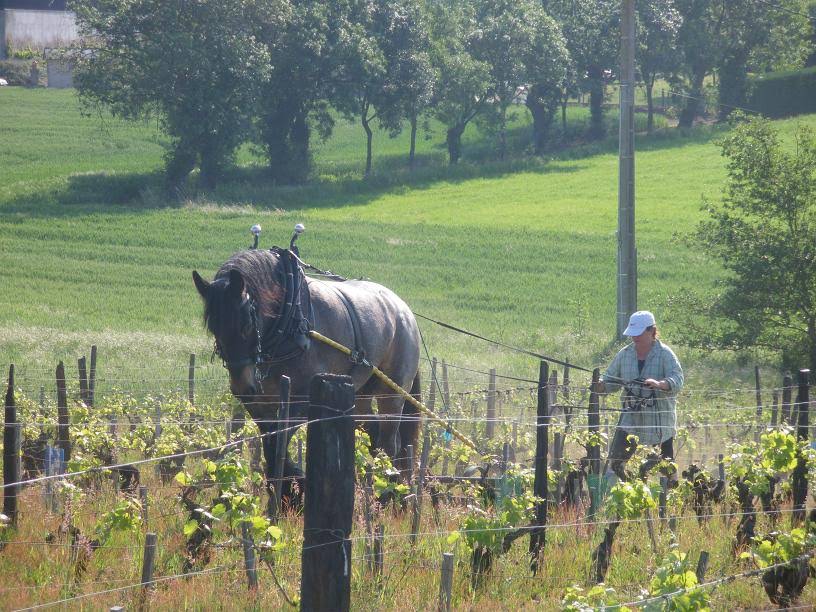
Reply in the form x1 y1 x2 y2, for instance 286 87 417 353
192 247 420 511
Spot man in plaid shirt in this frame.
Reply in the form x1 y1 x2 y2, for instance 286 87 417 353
598 311 684 481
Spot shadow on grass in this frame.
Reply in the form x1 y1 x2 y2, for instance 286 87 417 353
1 111 729 219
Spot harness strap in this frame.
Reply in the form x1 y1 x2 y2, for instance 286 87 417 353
308 329 480 454
326 283 367 366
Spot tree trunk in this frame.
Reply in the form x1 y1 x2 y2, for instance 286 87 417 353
526 84 555 155
678 70 705 129
561 95 568 133
289 109 311 183
645 75 655 134
362 102 373 177
447 124 465 165
587 65 605 140
165 140 197 197
718 50 749 121
409 114 417 169
498 109 507 161
808 318 816 375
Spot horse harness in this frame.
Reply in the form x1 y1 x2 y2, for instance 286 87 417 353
215 247 367 383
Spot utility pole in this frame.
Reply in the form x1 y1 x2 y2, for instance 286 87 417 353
616 0 637 338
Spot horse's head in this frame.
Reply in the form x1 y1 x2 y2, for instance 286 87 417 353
193 268 261 402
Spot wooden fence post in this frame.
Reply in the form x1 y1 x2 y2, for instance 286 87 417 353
771 389 779 427
140 532 157 590
792 369 810 522
754 366 763 442
588 368 601 518
373 524 384 579
3 365 20 526
486 368 496 439
441 360 451 409
188 354 196 407
271 375 291 520
696 551 710 583
529 360 549 574
300 374 355 612
782 372 793 425
78 356 89 404
241 521 259 590
411 423 430 545
56 361 71 462
88 345 97 407
139 485 149 530
438 552 454 612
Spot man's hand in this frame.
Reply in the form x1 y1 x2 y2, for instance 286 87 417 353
643 378 669 391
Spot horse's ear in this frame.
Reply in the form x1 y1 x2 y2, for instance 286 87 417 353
192 271 210 300
228 269 245 299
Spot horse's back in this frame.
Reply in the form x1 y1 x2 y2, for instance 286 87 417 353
308 277 419 381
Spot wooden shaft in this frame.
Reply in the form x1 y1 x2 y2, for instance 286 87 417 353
308 330 479 453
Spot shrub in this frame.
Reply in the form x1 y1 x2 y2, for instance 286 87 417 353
0 60 31 86
748 66 816 118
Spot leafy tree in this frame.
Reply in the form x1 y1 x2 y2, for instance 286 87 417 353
544 0 619 140
676 116 816 372
674 0 724 128
674 1 810 127
256 1 349 184
73 0 279 192
636 0 682 133
467 0 567 159
716 1 811 121
373 0 436 169
428 0 490 164
809 2 816 67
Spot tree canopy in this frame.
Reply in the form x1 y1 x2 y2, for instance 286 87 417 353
676 116 816 372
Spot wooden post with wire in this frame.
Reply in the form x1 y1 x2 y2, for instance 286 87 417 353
588 368 602 518
529 361 549 574
241 521 259 591
140 532 157 590
486 368 496 439
271 375 291 520
438 552 454 611
300 374 355 612
782 371 793 425
792 369 810 522
78 356 88 404
56 361 71 462
411 424 431 545
88 345 97 407
3 365 20 526
754 366 763 442
188 353 196 407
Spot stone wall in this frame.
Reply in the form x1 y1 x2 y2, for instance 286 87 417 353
2 9 77 56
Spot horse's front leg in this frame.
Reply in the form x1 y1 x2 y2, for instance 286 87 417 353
260 403 307 516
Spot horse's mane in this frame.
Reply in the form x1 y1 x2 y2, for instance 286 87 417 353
203 250 284 334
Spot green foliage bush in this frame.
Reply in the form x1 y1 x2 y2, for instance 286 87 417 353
0 61 30 86
748 66 816 118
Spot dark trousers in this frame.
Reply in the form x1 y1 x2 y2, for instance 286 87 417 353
608 428 674 480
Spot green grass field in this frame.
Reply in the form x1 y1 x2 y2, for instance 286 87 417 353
3 87 816 610
4 87 810 392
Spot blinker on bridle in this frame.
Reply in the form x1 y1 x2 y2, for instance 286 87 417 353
213 294 264 384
